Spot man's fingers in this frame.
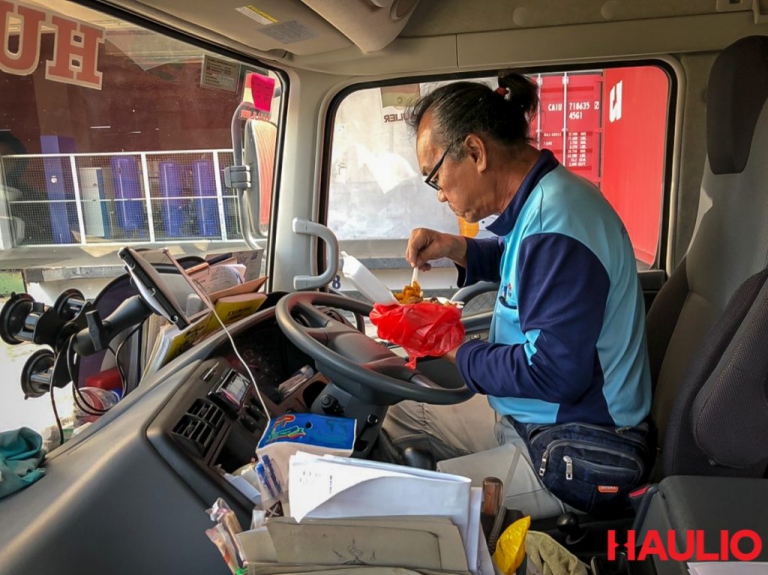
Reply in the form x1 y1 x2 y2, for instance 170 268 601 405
406 228 434 268
419 263 432 272
405 241 422 267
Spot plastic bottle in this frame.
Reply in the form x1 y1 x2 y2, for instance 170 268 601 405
73 387 120 426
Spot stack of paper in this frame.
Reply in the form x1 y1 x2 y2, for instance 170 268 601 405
256 414 356 506
236 452 495 575
189 248 265 292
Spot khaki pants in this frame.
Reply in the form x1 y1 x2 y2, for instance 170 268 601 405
381 396 569 520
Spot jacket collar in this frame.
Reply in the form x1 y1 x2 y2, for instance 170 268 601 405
487 149 559 237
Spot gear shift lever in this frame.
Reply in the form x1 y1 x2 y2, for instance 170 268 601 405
556 512 588 546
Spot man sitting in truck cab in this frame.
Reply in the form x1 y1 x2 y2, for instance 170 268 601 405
380 72 654 519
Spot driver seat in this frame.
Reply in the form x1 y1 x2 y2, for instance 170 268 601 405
647 35 768 480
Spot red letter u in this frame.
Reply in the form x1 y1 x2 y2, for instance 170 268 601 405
668 530 695 561
0 0 45 76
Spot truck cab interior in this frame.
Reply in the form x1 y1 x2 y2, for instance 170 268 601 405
1 1 768 574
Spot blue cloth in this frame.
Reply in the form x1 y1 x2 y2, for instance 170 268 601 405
0 427 46 499
455 150 651 427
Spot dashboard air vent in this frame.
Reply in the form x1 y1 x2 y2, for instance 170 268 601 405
172 399 225 458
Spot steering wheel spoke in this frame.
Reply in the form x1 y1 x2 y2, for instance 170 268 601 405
304 326 329 345
295 301 331 328
364 357 414 380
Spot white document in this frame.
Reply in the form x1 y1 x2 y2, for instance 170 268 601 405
476 528 495 575
465 487 481 575
224 472 262 505
688 563 768 575
190 262 245 294
288 453 474 570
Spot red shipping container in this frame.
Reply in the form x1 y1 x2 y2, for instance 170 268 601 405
563 73 602 184
536 74 566 162
601 67 669 265
534 73 602 186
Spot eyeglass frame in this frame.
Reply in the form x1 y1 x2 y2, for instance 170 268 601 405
424 142 455 190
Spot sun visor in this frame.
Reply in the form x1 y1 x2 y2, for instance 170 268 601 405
301 0 421 53
129 0 352 55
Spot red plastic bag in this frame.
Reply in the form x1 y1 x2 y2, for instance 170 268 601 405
370 302 465 369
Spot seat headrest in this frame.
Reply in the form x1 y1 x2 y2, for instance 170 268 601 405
707 36 768 175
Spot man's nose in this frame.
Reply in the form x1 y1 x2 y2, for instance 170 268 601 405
437 188 447 202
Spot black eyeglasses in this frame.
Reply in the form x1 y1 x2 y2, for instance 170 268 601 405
424 143 453 190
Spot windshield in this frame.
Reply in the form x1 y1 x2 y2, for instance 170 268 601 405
0 0 284 439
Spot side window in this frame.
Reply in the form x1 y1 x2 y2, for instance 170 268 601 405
0 1 283 250
327 66 670 299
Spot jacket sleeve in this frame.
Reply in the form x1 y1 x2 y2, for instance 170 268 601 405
456 237 505 287
455 233 610 402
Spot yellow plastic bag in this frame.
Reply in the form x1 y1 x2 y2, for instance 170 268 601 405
492 515 531 574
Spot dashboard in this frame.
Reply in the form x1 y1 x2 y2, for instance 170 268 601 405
147 318 333 524
0 297 461 575
0 305 332 575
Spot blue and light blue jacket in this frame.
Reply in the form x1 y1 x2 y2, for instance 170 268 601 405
455 150 651 427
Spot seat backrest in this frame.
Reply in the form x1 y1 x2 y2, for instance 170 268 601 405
646 36 768 475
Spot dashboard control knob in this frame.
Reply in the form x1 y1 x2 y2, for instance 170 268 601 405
319 394 343 415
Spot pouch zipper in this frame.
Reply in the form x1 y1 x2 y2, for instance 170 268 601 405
569 456 640 476
538 438 644 478
548 438 645 468
539 450 549 477
563 455 573 480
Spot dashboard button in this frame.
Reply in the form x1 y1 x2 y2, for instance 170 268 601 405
241 416 259 433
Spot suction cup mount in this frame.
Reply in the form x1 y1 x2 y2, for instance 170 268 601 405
0 292 35 345
20 349 55 399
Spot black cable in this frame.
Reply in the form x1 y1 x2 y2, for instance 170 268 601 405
107 345 125 397
49 384 64 448
67 337 108 416
111 324 142 397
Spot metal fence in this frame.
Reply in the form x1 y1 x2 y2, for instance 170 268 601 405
0 150 243 247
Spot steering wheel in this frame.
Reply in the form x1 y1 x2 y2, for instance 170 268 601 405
275 292 473 406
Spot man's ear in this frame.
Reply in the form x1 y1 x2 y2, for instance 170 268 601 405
464 134 487 173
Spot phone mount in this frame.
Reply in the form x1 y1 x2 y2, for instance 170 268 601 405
0 288 153 398
0 247 190 398
0 247 204 399
118 247 189 329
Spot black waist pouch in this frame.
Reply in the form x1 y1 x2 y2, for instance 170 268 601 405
512 419 655 514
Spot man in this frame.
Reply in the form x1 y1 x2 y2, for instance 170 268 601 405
380 74 652 518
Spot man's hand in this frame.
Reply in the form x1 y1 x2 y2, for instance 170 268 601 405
406 228 468 271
